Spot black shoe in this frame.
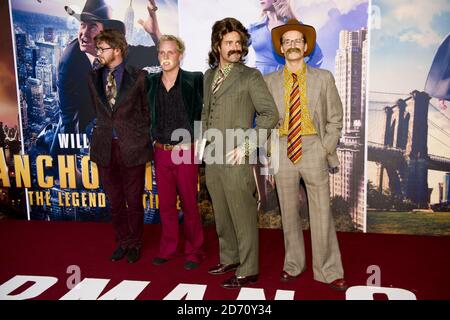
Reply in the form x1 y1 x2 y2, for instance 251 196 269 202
221 274 259 289
208 263 240 275
110 246 128 262
152 257 169 265
329 278 348 291
126 247 140 263
184 261 199 270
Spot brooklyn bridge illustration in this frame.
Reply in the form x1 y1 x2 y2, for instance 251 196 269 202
368 90 450 208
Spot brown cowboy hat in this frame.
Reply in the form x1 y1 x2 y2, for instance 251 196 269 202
271 19 316 57
65 0 126 35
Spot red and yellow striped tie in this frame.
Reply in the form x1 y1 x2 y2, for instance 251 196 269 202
287 73 302 164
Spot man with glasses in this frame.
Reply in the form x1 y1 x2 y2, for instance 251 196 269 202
55 0 161 157
264 19 348 291
87 29 152 264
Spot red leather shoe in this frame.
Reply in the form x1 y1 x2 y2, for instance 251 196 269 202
280 271 300 282
221 274 259 289
329 278 348 291
208 263 240 275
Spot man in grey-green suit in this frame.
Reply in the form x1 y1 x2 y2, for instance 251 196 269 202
202 17 278 289
264 19 348 291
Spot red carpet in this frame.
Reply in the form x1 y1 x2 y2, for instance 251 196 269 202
0 220 449 300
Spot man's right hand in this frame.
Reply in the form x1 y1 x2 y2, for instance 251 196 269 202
138 0 162 43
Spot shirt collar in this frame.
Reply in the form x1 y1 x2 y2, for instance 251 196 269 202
107 61 125 74
283 64 306 78
159 69 181 85
219 62 234 76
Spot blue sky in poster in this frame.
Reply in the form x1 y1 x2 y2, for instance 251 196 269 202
179 0 368 72
370 0 450 93
296 1 368 71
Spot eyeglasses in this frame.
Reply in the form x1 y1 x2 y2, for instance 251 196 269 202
282 38 305 46
96 47 113 54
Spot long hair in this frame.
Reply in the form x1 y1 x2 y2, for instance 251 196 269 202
208 17 251 69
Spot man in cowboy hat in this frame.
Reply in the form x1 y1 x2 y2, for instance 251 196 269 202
54 0 161 153
264 19 348 291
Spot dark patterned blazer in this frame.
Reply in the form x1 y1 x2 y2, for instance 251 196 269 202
87 65 153 167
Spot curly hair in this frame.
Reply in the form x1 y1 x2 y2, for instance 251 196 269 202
208 17 251 69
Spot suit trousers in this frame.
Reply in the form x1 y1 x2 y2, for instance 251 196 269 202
154 148 204 262
205 164 259 277
275 135 344 283
97 139 146 249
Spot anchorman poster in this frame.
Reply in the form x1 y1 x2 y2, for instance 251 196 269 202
6 0 370 232
9 0 178 223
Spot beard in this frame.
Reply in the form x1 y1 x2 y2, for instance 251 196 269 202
99 55 113 66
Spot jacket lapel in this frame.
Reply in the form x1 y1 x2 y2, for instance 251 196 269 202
306 65 320 118
204 68 214 108
213 63 242 99
148 72 160 128
112 66 135 112
93 67 112 116
180 69 195 123
180 69 192 107
273 70 285 116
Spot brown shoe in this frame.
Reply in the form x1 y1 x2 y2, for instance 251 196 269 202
221 274 258 289
208 263 240 275
329 278 348 291
280 271 300 282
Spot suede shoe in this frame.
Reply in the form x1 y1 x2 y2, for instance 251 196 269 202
110 246 127 262
126 247 140 263
152 257 169 265
184 261 199 270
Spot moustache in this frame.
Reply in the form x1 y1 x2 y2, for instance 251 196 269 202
161 59 172 66
227 50 242 57
286 48 302 55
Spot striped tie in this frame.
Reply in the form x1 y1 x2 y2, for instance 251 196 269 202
287 73 302 164
212 69 225 95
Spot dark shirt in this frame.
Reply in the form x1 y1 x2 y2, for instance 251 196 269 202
102 61 125 94
153 72 192 144
102 62 125 139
